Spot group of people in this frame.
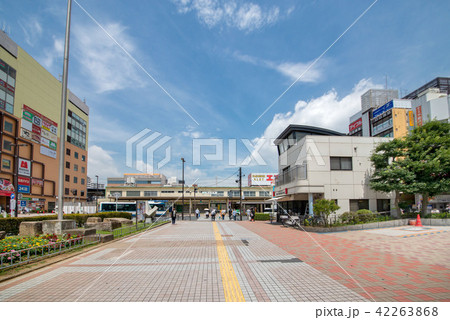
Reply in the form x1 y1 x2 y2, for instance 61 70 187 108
170 206 257 224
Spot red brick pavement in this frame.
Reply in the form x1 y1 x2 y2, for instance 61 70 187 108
239 222 450 302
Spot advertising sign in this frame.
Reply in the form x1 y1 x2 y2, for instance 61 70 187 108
40 146 57 159
18 158 31 176
373 100 394 118
248 173 278 186
18 176 30 186
349 118 362 132
32 179 44 187
20 128 32 140
408 111 414 127
18 185 30 193
416 106 423 126
22 105 58 156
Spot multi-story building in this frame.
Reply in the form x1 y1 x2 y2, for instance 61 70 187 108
104 181 272 213
274 125 392 216
107 173 168 187
0 31 89 213
370 99 412 138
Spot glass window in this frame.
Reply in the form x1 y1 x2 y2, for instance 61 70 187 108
81 167 85 173
259 191 270 197
0 70 6 82
3 140 12 151
144 191 158 197
74 164 78 171
81 178 85 185
6 93 13 105
2 159 11 170
126 191 140 197
82 155 86 162
5 103 13 114
330 157 352 170
81 191 85 197
73 177 78 183
66 161 70 169
66 148 71 156
65 175 70 182
243 191 256 197
74 152 79 159
65 188 69 195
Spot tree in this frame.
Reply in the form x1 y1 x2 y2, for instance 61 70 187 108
404 120 450 215
370 138 416 216
313 199 340 226
370 120 450 216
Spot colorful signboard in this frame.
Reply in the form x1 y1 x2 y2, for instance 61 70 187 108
373 100 394 118
0 179 14 196
248 173 278 186
408 110 414 127
18 185 30 193
32 179 44 187
349 118 362 132
18 158 31 176
18 176 30 186
21 105 58 158
416 106 423 126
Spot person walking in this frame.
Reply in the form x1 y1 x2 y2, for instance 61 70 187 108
228 207 232 220
246 208 251 221
211 208 216 221
232 209 237 221
195 208 200 219
170 206 176 225
250 207 255 222
221 209 225 220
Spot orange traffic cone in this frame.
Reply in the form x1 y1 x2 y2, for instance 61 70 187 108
415 214 423 227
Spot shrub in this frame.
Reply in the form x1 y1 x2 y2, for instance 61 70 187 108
254 213 270 221
356 209 375 223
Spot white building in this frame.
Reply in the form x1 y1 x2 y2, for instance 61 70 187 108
274 125 392 216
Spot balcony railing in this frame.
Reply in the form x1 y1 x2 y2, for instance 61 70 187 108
276 164 307 186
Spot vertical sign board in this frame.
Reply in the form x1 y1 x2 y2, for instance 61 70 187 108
408 110 414 127
18 158 31 176
416 106 423 126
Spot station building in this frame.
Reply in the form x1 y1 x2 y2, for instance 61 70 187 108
274 125 392 217
0 31 89 212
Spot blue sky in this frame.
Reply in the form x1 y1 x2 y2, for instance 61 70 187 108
1 0 449 186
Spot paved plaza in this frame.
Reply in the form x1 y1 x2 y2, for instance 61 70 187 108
0 220 449 302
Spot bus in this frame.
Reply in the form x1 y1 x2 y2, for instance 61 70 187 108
99 201 137 213
148 200 168 217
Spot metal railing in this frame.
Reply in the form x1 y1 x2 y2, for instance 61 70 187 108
276 164 307 186
0 235 101 270
109 218 170 238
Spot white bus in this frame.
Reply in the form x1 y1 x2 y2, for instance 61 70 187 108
148 200 168 217
99 201 136 213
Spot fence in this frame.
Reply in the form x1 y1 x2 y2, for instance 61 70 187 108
110 218 170 239
0 235 100 270
63 202 97 214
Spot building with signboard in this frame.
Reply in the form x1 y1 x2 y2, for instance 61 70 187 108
0 31 89 213
370 99 411 138
247 173 278 187
273 125 392 217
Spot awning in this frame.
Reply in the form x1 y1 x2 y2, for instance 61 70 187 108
265 196 290 202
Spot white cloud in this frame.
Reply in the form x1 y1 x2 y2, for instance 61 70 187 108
172 0 281 32
87 145 121 180
40 36 64 70
251 79 380 169
19 17 42 46
72 22 144 93
234 52 323 83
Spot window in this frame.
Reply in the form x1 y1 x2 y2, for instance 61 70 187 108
73 177 78 183
161 190 174 193
4 121 13 133
81 178 85 185
244 191 256 197
82 155 86 162
65 175 70 182
126 191 140 197
71 189 78 196
65 188 69 195
350 199 369 211
74 164 78 171
66 148 71 156
81 191 85 197
66 161 70 169
67 110 87 150
259 191 270 197
81 167 85 173
377 199 390 213
2 159 11 170
0 58 16 115
330 157 352 170
144 191 158 197
3 140 12 151
74 152 79 159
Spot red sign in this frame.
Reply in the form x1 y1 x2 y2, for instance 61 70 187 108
32 179 44 187
416 106 423 126
32 124 41 135
349 118 362 132
18 176 30 186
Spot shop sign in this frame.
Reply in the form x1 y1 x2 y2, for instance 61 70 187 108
21 119 33 132
2 159 11 170
32 179 44 187
40 146 57 159
20 128 32 140
18 185 30 193
18 158 31 176
416 106 423 126
18 176 30 186
349 118 362 132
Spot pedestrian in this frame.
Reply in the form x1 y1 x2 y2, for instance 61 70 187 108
170 206 176 225
195 208 200 219
250 207 255 222
232 209 237 221
211 208 216 221
246 208 251 220
221 209 225 220
228 207 232 220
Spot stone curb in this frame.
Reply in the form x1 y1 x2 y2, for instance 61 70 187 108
0 221 170 284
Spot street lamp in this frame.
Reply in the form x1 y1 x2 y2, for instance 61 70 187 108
181 157 185 220
112 192 121 211
95 175 99 212
12 143 28 218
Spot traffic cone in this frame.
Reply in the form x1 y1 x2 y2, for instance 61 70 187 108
415 214 423 227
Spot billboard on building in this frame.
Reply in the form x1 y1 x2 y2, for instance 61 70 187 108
248 173 277 186
349 118 362 132
416 106 423 126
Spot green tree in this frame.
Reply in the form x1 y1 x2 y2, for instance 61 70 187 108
313 199 340 226
404 120 450 215
370 120 450 217
370 138 416 216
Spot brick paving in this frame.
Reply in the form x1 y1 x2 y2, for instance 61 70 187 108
239 222 450 302
0 220 365 302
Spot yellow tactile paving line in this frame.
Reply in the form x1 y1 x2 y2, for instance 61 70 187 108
212 222 245 302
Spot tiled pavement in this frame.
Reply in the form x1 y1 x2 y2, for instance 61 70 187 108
0 221 365 302
240 222 450 302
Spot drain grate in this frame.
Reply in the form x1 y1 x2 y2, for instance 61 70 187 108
257 258 302 263
241 240 249 246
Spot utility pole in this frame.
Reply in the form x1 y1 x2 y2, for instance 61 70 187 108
181 157 185 220
239 167 242 221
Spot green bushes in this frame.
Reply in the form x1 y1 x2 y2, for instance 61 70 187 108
254 213 270 221
0 212 133 234
339 210 381 225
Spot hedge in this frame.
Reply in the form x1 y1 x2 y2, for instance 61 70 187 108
254 213 270 221
0 212 133 235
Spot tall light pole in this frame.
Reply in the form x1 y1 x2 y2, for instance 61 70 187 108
181 157 185 220
57 0 73 221
95 175 99 211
